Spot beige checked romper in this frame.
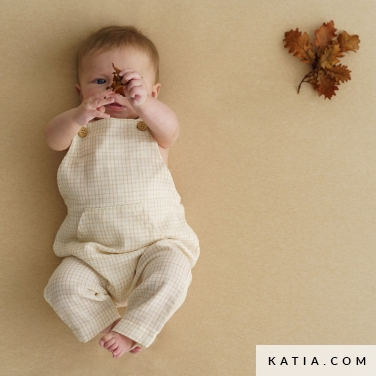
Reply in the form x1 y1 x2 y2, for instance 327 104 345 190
44 118 200 348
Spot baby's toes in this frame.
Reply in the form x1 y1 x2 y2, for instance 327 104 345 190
129 346 142 354
99 333 113 347
107 341 119 352
104 339 116 350
113 347 126 359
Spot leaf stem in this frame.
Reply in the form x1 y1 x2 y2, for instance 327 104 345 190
297 69 316 94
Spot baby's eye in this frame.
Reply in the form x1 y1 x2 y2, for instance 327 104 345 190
94 79 106 85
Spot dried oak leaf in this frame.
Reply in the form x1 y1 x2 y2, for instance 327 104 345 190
106 63 129 97
314 20 337 56
283 29 315 64
338 31 360 53
317 73 338 99
319 43 342 68
326 64 351 83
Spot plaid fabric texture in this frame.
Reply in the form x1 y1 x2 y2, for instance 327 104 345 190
44 118 199 348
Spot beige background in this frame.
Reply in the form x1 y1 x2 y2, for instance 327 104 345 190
1 0 375 375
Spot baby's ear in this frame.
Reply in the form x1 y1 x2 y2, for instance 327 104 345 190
151 83 161 98
75 84 83 101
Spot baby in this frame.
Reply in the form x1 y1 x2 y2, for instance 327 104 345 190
44 26 200 359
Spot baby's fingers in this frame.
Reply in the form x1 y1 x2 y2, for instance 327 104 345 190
125 78 144 92
101 89 116 98
120 70 142 84
95 107 111 119
89 95 114 109
91 90 115 102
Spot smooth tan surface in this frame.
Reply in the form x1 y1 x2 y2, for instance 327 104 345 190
1 1 375 375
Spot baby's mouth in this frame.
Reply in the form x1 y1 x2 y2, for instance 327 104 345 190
105 102 125 110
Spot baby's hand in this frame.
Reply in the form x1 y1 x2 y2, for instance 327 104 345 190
73 89 115 126
120 69 148 107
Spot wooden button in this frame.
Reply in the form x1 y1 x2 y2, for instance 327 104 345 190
137 121 148 131
78 127 88 138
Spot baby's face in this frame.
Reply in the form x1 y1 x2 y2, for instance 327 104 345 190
76 47 160 119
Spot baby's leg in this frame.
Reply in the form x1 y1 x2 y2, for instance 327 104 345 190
108 239 192 355
101 318 120 334
44 256 120 343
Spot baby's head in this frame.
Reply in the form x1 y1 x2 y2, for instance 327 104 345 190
76 26 161 118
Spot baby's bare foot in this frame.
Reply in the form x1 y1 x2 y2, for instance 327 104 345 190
99 331 140 358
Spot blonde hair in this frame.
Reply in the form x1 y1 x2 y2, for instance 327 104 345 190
76 25 159 83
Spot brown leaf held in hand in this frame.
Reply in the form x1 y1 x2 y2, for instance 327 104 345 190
106 63 129 97
284 20 360 99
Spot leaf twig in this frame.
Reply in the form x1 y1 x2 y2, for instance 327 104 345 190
297 70 317 93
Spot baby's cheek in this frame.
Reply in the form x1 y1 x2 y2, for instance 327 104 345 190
86 87 106 100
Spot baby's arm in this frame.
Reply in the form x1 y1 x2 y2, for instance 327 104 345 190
121 70 179 149
45 90 115 151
